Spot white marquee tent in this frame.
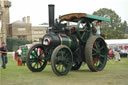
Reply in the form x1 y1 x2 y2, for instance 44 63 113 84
105 39 128 45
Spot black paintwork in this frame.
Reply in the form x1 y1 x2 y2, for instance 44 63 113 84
42 32 61 47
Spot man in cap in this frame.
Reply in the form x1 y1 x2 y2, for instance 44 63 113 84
0 42 8 69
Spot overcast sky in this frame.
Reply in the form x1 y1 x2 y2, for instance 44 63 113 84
10 0 128 26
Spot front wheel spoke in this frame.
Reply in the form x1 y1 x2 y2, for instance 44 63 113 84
58 65 61 71
56 64 59 69
61 50 65 57
56 57 59 62
62 65 64 72
60 65 62 72
64 58 70 64
56 63 60 70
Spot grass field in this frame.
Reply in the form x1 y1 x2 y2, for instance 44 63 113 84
0 54 128 85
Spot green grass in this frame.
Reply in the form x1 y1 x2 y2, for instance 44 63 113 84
0 55 128 85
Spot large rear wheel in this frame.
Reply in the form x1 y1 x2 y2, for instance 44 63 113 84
85 36 108 72
51 45 73 76
26 44 47 72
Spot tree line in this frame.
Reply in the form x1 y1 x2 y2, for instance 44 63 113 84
6 37 32 51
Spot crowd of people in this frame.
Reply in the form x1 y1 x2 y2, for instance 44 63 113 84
108 45 128 61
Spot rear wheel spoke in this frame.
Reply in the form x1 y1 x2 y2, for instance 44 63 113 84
100 55 105 58
99 59 102 64
100 46 104 50
92 53 96 56
95 61 99 66
93 48 96 52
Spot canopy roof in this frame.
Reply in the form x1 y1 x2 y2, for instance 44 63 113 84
60 13 110 22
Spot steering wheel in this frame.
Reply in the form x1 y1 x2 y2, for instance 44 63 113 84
76 19 91 43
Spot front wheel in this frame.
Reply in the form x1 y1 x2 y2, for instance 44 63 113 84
26 44 47 72
51 45 73 76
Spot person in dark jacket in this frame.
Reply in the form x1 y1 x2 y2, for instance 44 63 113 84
0 42 8 69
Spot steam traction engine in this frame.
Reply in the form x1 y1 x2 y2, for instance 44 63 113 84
26 5 110 76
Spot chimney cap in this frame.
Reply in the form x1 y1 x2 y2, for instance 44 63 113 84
48 4 55 6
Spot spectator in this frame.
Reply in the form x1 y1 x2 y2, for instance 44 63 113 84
114 45 118 51
114 50 120 61
0 42 8 69
120 46 123 50
17 48 22 58
95 22 101 35
17 48 22 66
108 48 114 59
124 45 127 50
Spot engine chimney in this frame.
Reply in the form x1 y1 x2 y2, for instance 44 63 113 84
27 16 30 23
48 4 54 27
23 17 27 23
